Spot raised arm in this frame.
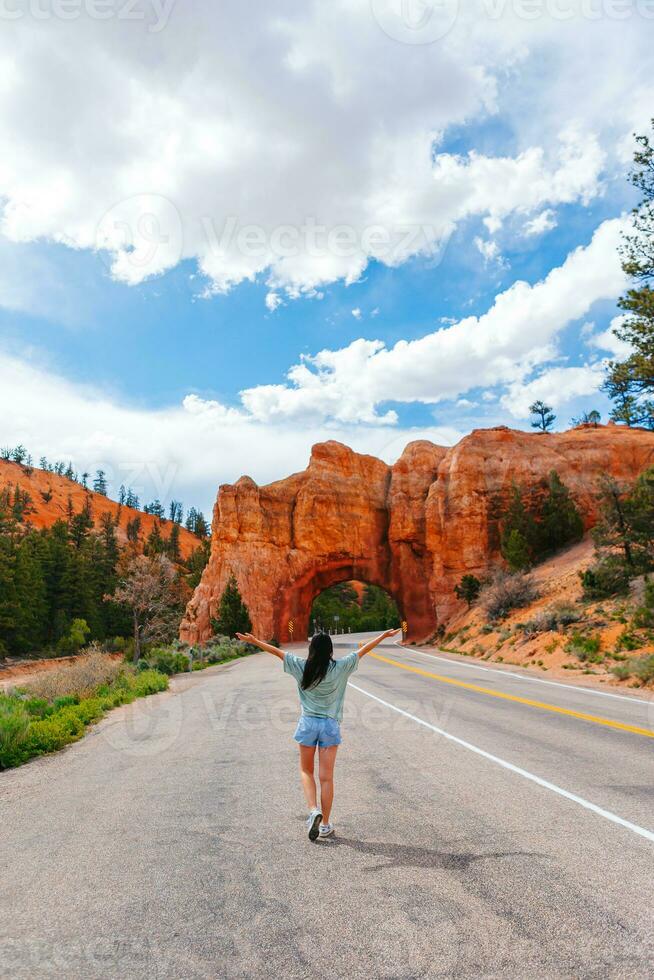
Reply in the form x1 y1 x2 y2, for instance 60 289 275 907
236 633 285 661
357 627 401 659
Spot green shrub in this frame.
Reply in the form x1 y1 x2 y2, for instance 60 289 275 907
0 669 169 769
145 648 189 676
632 655 654 685
610 654 654 684
0 698 31 769
56 618 91 656
580 558 631 600
565 631 603 663
481 571 539 622
616 630 640 652
522 604 582 636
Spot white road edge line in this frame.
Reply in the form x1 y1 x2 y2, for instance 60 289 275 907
395 642 649 705
348 681 654 844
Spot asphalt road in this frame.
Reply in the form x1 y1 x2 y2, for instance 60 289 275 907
1 634 653 979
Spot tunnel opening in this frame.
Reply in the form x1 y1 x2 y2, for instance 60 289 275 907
310 581 401 637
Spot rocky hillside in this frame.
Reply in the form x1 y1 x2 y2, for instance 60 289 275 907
0 459 200 559
437 539 654 692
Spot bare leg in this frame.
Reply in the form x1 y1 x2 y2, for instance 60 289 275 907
318 745 338 824
298 744 318 811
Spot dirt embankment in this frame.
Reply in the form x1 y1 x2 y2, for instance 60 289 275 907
0 458 200 559
431 539 654 695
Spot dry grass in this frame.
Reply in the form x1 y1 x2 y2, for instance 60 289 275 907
22 651 124 701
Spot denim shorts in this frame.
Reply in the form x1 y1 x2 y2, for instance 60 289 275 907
293 715 342 748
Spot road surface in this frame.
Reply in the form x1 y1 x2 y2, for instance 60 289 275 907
1 634 653 978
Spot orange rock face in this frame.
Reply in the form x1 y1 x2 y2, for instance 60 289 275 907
180 426 654 644
0 459 200 559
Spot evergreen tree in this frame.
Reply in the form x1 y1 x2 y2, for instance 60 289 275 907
537 471 584 555
530 400 556 432
126 516 141 544
169 500 183 524
167 522 181 562
93 470 108 495
118 485 127 506
185 539 210 589
502 529 532 572
604 122 654 429
454 574 482 608
500 485 538 569
211 574 252 638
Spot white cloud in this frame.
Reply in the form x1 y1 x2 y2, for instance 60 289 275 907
351 308 362 320
500 364 606 419
474 236 506 268
239 218 627 424
0 347 462 515
265 291 283 312
0 3 646 300
523 209 558 237
587 315 633 360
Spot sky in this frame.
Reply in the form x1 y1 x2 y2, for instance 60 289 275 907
0 0 652 516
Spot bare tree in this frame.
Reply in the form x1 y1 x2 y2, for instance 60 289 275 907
108 555 187 663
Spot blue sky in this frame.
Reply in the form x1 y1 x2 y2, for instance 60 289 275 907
0 1 650 514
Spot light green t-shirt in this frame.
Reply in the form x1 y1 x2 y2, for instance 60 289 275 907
283 651 359 721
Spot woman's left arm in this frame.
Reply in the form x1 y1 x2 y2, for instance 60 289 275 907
236 633 285 661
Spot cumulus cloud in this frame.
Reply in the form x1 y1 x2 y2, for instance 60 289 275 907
587 315 634 360
500 364 607 418
239 218 627 424
0 347 462 513
0 1 648 301
523 209 558 237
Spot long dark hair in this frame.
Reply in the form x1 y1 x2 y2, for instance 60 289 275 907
301 633 334 690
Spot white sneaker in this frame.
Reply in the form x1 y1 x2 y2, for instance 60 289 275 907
318 823 334 838
306 808 322 841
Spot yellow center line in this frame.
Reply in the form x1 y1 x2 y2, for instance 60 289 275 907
368 652 654 739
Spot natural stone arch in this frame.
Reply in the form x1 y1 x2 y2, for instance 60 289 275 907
180 427 654 646
279 562 405 642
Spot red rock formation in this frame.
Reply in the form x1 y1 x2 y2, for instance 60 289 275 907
181 426 654 644
0 459 200 559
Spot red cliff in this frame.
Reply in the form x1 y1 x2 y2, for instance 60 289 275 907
180 426 654 644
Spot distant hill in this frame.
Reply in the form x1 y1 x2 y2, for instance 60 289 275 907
0 459 201 559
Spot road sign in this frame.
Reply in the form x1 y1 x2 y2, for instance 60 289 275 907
288 619 294 637
402 621 408 635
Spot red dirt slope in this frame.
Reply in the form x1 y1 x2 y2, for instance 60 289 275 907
0 459 200 559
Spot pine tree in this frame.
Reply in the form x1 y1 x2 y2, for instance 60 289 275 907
167 522 181 562
454 574 482 608
93 470 108 495
502 529 532 572
604 122 654 429
538 471 584 555
500 484 538 569
530 400 556 432
211 574 252 638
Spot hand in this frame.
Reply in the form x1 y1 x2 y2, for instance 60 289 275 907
381 628 402 639
236 632 257 644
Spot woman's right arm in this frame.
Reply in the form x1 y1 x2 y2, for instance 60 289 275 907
236 633 285 661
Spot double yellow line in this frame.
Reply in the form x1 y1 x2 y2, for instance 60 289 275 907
369 652 654 739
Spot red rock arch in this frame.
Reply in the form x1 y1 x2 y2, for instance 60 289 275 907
278 564 405 641
180 427 654 646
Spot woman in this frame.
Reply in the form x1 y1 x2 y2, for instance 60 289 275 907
236 627 400 841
